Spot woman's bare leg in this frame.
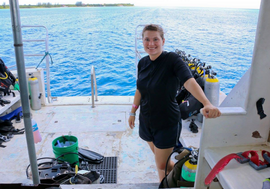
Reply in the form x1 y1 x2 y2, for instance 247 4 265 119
147 142 174 181
147 141 155 153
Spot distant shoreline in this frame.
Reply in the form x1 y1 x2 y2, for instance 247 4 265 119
0 3 134 9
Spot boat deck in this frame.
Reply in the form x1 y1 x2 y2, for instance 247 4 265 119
0 96 200 188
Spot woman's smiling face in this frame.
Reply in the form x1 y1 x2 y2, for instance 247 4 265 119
143 30 165 61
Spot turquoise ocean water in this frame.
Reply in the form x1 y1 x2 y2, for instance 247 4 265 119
0 7 259 96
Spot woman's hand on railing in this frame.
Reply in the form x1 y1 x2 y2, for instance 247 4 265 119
201 106 247 118
201 104 221 118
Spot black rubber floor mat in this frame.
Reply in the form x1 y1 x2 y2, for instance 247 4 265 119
88 156 117 184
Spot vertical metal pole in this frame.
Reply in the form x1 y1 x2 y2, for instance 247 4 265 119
135 26 138 64
9 0 40 184
93 67 98 101
91 70 95 108
135 26 139 79
45 29 51 103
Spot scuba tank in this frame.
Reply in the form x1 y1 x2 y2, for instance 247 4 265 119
196 65 218 123
28 73 42 110
205 76 220 107
181 148 198 186
204 71 220 107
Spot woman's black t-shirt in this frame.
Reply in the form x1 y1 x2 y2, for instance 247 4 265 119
137 51 193 129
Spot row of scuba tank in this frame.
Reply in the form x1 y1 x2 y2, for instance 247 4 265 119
173 50 219 185
175 49 220 107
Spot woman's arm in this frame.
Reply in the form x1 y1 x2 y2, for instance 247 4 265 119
128 89 141 129
184 78 221 118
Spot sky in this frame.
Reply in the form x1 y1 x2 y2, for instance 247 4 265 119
0 0 261 9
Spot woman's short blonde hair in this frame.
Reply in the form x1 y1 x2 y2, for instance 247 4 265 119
142 24 164 39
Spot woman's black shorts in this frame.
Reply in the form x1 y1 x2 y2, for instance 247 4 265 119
139 122 181 149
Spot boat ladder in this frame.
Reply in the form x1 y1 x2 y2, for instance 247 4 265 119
21 25 52 103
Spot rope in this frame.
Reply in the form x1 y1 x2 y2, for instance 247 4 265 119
35 51 53 69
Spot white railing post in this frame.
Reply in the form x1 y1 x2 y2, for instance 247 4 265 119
91 66 98 108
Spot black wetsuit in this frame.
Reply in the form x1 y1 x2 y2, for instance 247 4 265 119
137 51 193 130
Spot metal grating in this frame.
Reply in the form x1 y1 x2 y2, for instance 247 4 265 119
88 156 117 184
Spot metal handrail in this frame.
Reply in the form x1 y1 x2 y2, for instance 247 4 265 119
91 65 98 108
135 24 145 65
135 25 146 78
21 25 52 103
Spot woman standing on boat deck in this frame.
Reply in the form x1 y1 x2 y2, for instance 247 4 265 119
128 24 221 181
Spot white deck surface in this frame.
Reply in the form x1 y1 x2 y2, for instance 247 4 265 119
0 96 199 187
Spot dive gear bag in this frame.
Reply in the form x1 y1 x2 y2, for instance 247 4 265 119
0 106 23 121
0 58 16 95
176 74 204 120
78 148 104 164
179 93 203 120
